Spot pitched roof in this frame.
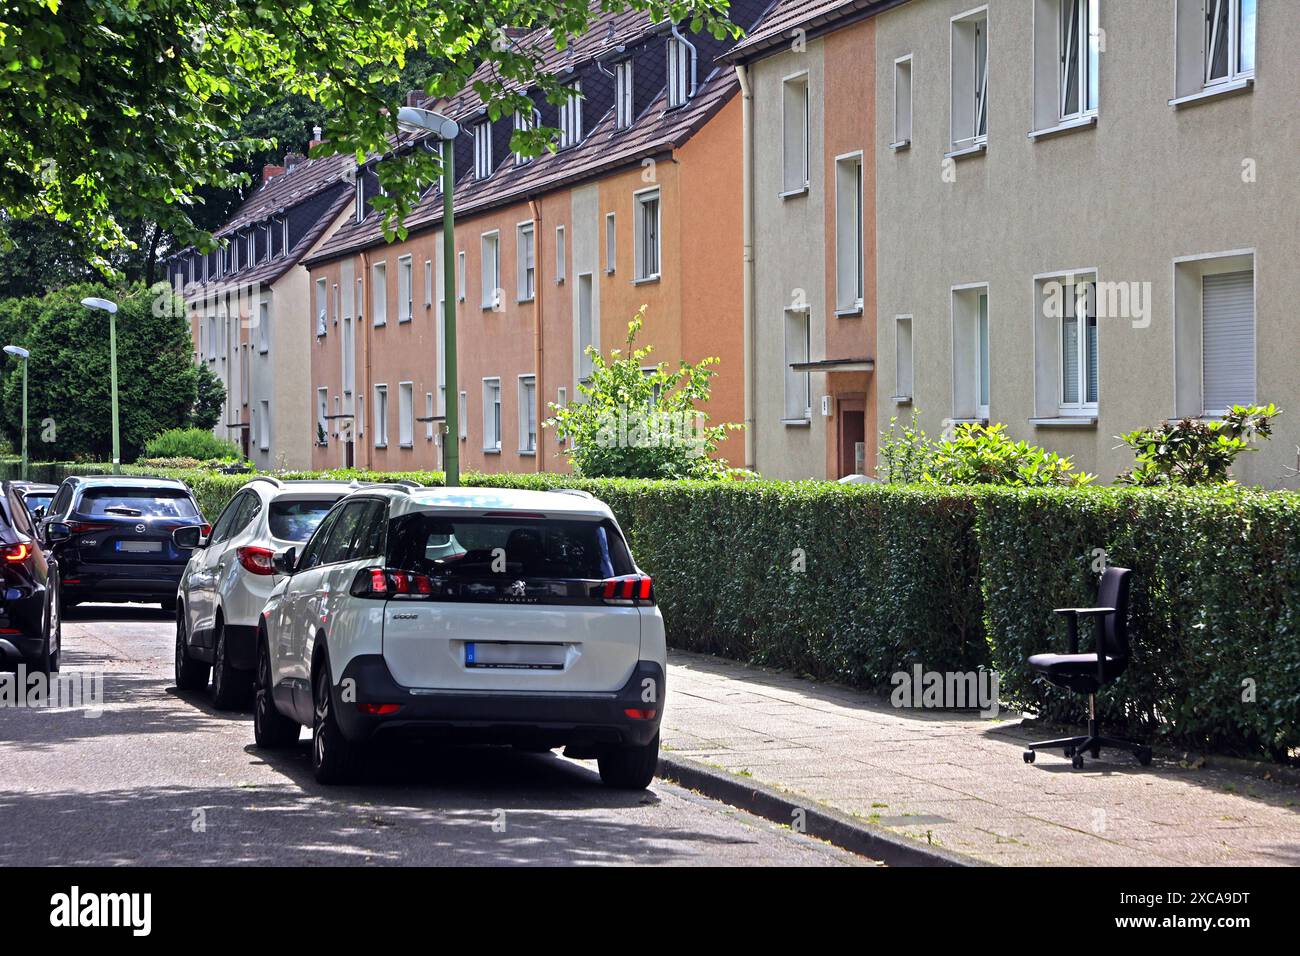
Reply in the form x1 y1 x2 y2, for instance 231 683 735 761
723 0 907 63
305 5 755 266
214 153 354 239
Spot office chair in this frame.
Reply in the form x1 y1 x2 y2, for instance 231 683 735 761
1022 566 1152 769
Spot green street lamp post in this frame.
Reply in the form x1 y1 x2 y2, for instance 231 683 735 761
397 106 461 486
3 345 30 480
80 297 121 475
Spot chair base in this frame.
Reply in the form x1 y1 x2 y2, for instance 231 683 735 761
1022 711 1152 769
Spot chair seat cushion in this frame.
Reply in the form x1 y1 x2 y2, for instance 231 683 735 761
1028 653 1122 693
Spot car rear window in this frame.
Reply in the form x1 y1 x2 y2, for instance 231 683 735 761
78 487 199 519
386 514 633 581
268 498 339 541
22 493 53 514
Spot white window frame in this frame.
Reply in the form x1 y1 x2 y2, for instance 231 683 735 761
559 84 583 149
473 120 493 180
1172 249 1256 417
257 300 270 354
424 259 433 308
577 273 595 381
555 225 567 283
833 152 864 314
513 108 540 165
397 381 414 448
633 188 660 283
1204 0 1256 88
398 254 413 322
949 7 989 152
894 315 914 402
373 384 389 448
458 390 468 441
951 283 991 421
518 374 537 453
354 172 365 223
783 305 812 423
425 392 435 441
1032 0 1099 134
482 378 502 452
259 399 270 451
781 71 811 195
371 261 387 326
316 387 329 445
480 231 500 310
316 277 328 335
892 55 913 148
604 212 616 274
517 221 536 302
457 250 466 302
666 37 695 108
615 59 635 128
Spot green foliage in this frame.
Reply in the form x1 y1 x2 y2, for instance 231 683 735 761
0 282 199 461
547 310 742 479
191 363 225 432
879 414 1092 487
142 427 240 462
1118 404 1279 486
0 0 739 268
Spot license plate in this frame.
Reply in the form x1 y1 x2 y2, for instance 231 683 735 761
465 642 565 670
116 540 162 553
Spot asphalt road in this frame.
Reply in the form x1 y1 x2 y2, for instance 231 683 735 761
0 604 867 866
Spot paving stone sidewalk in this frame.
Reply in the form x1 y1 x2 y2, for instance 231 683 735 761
660 650 1300 866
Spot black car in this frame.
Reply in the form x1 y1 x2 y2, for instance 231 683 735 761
9 481 58 521
0 480 61 674
41 476 207 611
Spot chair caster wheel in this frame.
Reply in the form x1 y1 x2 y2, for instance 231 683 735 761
1064 746 1075 758
1071 753 1085 769
1023 750 1035 764
1136 747 1152 766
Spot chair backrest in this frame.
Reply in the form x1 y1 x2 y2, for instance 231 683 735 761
1097 566 1132 661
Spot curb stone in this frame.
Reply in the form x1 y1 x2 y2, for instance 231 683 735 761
657 752 986 867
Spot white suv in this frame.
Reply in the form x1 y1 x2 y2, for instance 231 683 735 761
251 485 667 789
172 478 359 708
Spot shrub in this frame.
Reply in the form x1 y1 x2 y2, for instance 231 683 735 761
1118 404 1280 486
142 427 240 462
879 415 1092 487
547 310 742 479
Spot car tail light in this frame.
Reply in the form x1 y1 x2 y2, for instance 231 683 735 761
200 523 212 537
3 542 30 562
350 567 434 599
66 521 112 535
623 707 657 720
356 703 402 716
236 546 276 575
596 574 654 606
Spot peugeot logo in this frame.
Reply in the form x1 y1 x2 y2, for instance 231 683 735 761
509 580 527 597
134 524 146 534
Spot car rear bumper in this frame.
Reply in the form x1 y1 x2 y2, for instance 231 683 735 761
0 589 46 662
332 655 665 748
62 562 184 602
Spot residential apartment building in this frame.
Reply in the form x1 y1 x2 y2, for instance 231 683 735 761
303 4 768 473
726 0 891 480
873 0 1298 486
164 151 354 469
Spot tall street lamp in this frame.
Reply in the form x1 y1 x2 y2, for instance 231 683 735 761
3 345 30 480
397 106 461 486
80 296 121 475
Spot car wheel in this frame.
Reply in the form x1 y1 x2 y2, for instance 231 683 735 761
174 606 210 692
252 635 300 748
211 617 253 710
34 580 58 677
597 732 660 790
46 573 61 673
312 662 363 785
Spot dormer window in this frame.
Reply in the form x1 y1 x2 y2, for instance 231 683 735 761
474 121 493 180
513 109 540 165
354 172 365 223
666 36 695 108
615 59 634 129
559 83 583 149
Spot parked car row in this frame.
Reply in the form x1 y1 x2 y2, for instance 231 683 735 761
2 472 666 789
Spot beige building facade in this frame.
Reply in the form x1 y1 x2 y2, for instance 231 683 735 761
873 0 1297 486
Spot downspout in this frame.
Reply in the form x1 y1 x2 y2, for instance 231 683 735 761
669 22 699 98
529 197 545 472
735 63 757 471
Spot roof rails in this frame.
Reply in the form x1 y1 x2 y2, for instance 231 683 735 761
350 480 423 493
551 488 595 499
248 475 284 489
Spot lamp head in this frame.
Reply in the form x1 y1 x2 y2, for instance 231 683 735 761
80 296 118 315
3 345 29 359
396 106 459 141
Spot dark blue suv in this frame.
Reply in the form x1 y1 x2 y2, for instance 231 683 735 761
41 476 207 611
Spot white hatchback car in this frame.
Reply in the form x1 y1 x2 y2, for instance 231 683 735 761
251 485 667 789
172 477 360 708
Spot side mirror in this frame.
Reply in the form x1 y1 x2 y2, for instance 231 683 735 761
172 525 206 550
272 547 297 576
44 522 71 545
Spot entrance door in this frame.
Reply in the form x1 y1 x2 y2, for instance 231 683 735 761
837 397 866 478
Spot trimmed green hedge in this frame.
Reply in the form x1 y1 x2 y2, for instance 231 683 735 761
7 460 1299 759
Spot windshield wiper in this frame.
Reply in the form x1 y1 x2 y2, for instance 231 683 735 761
104 506 143 517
